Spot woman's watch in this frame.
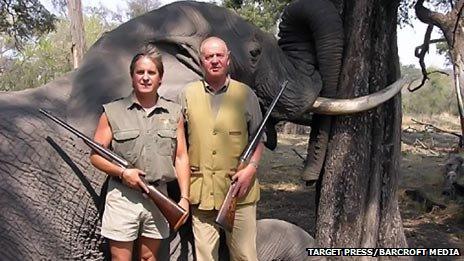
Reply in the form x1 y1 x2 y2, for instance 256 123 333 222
180 196 190 203
249 160 259 170
119 167 127 180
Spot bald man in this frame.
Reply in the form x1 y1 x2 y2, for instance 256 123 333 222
177 37 265 260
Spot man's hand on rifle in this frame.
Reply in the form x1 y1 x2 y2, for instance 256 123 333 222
231 164 257 198
121 168 150 194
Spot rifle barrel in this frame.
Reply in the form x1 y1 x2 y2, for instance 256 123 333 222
38 109 129 167
239 80 288 162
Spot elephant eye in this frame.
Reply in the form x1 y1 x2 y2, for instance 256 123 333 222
249 47 261 57
247 41 261 68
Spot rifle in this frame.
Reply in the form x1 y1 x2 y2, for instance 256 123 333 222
38 109 188 231
215 80 288 232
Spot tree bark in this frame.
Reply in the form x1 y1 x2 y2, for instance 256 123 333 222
447 3 464 147
67 0 86 69
316 0 408 252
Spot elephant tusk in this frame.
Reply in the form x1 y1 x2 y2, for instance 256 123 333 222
310 77 408 115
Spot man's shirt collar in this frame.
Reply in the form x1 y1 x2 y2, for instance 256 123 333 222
124 91 169 114
202 75 230 95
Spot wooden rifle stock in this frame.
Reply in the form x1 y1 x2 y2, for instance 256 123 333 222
214 162 246 232
39 109 188 231
214 80 288 232
142 178 188 231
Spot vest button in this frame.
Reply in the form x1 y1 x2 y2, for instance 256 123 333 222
213 130 217 135
212 172 215 175
212 150 217 155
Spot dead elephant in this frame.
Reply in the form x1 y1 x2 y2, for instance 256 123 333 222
0 0 403 259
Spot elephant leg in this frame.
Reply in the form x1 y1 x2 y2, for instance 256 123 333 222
264 120 278 150
302 115 332 186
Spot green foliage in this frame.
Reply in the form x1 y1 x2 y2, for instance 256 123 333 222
86 5 124 25
0 20 70 91
401 64 457 116
0 0 56 47
84 15 116 47
222 0 291 33
0 14 114 92
50 0 67 17
436 40 452 65
126 0 161 19
398 0 415 28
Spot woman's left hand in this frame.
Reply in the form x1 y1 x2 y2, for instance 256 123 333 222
178 197 190 223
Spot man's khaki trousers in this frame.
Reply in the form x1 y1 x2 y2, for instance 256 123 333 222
191 204 257 261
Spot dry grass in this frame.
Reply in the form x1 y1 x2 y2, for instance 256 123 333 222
403 113 461 130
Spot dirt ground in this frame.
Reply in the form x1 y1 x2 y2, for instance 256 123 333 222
256 113 464 257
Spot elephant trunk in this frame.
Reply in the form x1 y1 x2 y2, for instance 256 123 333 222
277 0 343 181
278 0 343 99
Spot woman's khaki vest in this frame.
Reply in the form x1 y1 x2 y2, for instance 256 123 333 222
103 94 180 183
185 80 260 210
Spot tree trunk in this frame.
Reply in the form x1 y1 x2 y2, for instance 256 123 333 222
448 11 464 148
67 0 86 69
453 60 464 146
316 0 409 251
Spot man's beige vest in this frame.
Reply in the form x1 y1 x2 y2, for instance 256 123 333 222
103 95 180 183
185 80 260 210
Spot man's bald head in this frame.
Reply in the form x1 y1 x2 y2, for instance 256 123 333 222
200 37 229 55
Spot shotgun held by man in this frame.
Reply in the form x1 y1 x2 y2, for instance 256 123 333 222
214 80 289 232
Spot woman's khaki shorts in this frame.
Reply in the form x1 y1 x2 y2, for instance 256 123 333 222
101 178 169 242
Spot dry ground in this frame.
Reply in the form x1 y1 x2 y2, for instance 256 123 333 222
256 113 464 258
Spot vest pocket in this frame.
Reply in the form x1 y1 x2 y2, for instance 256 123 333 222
228 130 246 158
156 129 176 156
113 129 140 164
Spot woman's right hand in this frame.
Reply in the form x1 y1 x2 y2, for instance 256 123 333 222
121 168 150 194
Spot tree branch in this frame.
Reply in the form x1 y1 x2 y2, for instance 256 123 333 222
409 25 449 93
415 0 449 29
429 38 446 44
291 148 305 161
411 118 462 139
410 24 433 92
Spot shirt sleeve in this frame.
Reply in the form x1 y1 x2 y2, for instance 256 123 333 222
246 88 267 143
176 88 188 123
